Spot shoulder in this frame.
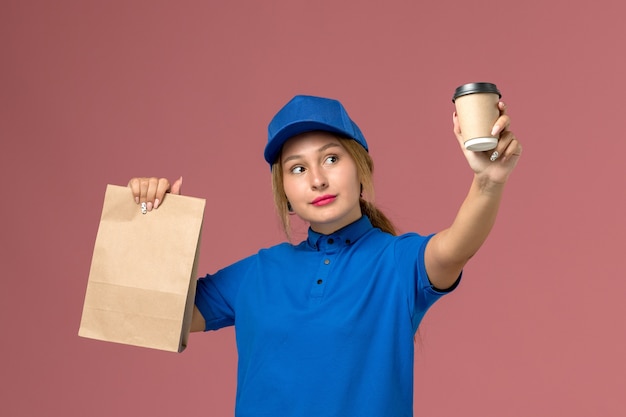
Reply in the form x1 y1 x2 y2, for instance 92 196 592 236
257 241 305 258
245 241 314 269
360 228 432 251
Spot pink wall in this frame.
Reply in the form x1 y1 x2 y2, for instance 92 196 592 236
2 1 624 416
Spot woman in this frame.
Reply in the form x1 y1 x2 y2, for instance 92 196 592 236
128 94 521 417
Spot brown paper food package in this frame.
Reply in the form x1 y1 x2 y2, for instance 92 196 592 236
79 184 206 352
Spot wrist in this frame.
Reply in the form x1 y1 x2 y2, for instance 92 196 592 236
473 173 506 195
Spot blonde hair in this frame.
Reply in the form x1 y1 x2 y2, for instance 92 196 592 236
271 136 397 239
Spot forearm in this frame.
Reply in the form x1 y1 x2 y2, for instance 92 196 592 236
439 174 504 263
190 305 206 332
426 174 506 288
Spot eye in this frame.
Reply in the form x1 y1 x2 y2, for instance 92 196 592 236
324 155 339 165
290 165 305 174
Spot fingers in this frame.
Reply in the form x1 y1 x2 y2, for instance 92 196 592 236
127 177 176 212
144 178 159 211
128 178 142 204
170 176 183 196
153 178 171 209
491 102 510 137
498 100 507 114
452 111 461 136
489 130 522 162
452 112 465 148
503 135 522 162
488 101 521 162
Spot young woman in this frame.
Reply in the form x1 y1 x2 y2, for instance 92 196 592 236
128 95 521 417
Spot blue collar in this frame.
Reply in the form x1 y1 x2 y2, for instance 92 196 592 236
306 216 373 250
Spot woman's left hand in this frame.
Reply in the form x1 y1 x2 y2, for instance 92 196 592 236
453 101 522 184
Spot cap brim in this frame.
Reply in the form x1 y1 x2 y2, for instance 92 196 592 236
265 121 353 165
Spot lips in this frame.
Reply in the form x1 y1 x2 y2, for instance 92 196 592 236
311 195 336 206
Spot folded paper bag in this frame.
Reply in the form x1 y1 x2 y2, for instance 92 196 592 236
79 184 205 352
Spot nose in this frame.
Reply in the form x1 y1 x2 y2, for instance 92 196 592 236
309 166 328 190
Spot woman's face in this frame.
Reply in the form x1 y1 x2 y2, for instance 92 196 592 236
281 132 362 235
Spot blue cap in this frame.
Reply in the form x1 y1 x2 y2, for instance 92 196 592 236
265 95 368 165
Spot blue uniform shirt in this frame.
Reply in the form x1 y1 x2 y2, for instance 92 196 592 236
195 216 459 417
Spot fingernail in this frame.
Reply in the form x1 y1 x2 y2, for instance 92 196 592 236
135 196 140 204
154 198 160 209
141 202 147 214
147 202 153 211
491 125 500 136
490 151 499 162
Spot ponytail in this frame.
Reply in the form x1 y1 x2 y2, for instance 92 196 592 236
341 137 398 236
359 199 397 236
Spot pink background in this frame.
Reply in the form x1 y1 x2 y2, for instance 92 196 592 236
2 1 625 416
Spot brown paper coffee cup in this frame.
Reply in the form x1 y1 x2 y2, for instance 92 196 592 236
453 83 501 151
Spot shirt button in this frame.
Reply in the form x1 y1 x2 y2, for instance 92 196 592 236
328 238 334 244
317 279 323 284
345 239 351 245
324 259 330 265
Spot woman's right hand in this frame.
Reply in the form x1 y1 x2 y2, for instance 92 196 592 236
127 176 183 212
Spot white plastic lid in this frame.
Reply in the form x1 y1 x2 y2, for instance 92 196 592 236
464 137 498 152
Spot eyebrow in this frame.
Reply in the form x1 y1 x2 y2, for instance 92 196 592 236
282 142 342 165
